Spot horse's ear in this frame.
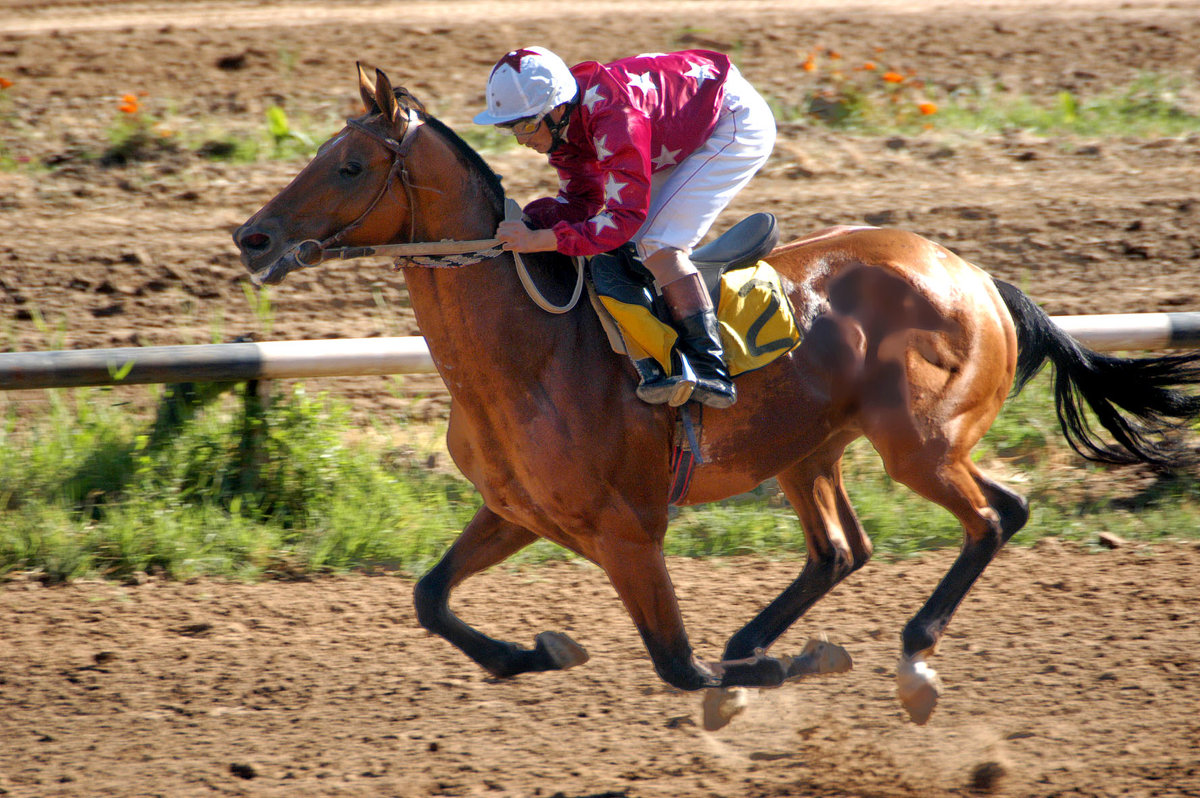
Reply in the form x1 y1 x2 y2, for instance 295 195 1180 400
373 68 399 125
357 61 378 113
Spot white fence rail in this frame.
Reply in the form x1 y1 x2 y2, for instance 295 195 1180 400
1 313 1198 391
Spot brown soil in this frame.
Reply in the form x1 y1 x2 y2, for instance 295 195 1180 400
4 542 1200 797
2 1 1200 796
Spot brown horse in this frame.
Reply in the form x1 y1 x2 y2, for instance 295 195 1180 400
234 66 1200 724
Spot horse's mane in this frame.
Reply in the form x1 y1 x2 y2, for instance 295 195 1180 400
395 90 579 304
401 94 507 215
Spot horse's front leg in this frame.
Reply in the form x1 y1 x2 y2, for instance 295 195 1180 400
414 506 589 678
597 536 806 692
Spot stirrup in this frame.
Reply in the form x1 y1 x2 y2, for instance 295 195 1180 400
636 375 696 406
634 358 695 406
690 378 737 409
681 354 736 409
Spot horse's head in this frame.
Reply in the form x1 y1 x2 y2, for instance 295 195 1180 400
234 65 425 285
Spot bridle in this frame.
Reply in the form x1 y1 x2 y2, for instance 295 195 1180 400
291 108 425 269
286 103 584 314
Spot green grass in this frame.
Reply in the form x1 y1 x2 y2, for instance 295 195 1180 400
2 369 1198 584
0 386 480 582
929 74 1200 138
773 71 1200 137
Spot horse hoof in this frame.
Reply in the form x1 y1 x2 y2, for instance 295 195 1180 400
783 636 854 681
535 631 589 670
701 687 750 732
801 636 854 675
896 655 943 725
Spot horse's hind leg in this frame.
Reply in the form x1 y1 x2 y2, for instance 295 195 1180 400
414 506 589 678
878 451 1029 723
721 439 870 666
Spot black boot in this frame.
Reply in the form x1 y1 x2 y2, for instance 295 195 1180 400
675 310 737 409
661 272 736 410
633 357 695 406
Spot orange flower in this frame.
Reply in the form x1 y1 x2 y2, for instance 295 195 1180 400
882 71 905 84
118 93 140 114
802 55 817 72
860 61 877 71
0 77 12 90
918 101 938 116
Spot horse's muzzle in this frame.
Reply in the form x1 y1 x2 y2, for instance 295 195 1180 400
245 241 323 286
234 217 323 285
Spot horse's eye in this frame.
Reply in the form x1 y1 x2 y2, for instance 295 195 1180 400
339 161 363 178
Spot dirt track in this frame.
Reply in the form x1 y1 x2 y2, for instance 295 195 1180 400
2 1 1200 796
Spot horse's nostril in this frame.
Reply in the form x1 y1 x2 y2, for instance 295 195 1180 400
242 232 270 251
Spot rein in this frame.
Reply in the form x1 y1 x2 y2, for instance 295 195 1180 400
288 108 583 315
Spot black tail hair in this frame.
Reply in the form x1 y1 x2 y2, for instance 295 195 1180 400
993 278 1200 468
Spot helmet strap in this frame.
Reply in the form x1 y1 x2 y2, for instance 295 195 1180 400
545 101 576 154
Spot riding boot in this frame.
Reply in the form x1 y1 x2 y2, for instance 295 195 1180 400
634 357 695 407
661 273 737 409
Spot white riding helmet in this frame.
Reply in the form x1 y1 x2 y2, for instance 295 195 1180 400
473 46 578 126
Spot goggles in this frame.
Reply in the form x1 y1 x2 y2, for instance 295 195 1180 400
497 115 543 136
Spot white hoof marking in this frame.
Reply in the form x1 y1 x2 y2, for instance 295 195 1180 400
897 655 943 725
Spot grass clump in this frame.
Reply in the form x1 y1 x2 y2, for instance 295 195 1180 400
0 385 478 582
932 74 1200 138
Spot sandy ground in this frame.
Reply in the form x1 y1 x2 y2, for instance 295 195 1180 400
3 543 1199 797
2 1 1200 796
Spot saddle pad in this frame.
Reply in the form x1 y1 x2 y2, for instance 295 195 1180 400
715 262 803 375
592 261 802 378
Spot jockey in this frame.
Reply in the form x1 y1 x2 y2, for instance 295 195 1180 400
474 46 776 409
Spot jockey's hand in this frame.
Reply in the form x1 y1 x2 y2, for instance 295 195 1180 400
496 221 558 253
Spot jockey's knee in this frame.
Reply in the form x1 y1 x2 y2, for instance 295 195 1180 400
641 246 695 286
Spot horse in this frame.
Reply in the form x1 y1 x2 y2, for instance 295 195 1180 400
234 65 1200 725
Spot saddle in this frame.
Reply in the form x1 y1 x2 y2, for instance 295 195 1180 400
691 212 780 293
589 212 801 380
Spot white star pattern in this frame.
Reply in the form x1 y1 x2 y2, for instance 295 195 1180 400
683 61 717 85
626 72 655 95
593 134 613 161
551 176 571 203
582 84 606 113
651 145 681 169
603 173 628 204
590 212 618 234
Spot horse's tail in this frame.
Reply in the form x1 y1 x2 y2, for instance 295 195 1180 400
992 278 1200 468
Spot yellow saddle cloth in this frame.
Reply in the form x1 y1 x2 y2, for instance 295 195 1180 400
590 261 802 378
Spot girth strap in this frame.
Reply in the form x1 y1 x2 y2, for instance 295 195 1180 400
668 405 704 505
